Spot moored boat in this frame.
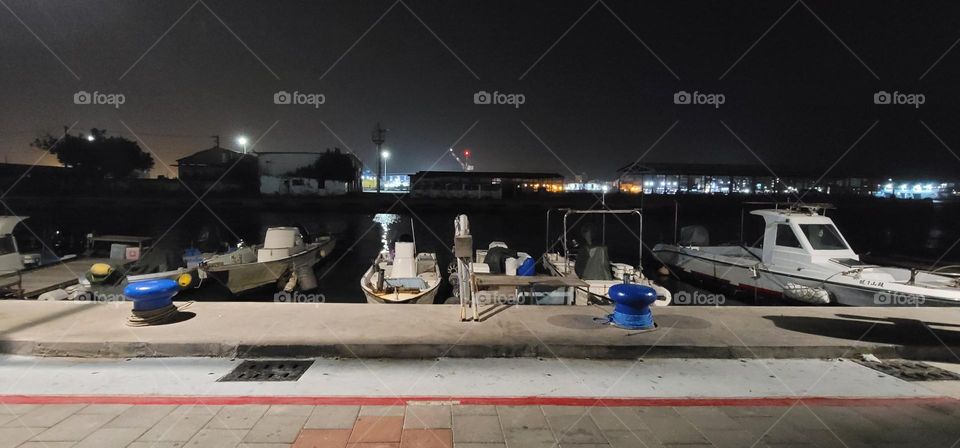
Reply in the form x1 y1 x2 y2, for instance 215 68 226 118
199 227 334 295
360 240 441 304
543 208 672 306
652 204 960 306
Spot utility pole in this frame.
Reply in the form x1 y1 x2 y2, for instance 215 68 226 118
213 135 220 148
371 123 387 193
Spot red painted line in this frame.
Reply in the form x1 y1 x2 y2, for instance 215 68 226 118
0 395 954 407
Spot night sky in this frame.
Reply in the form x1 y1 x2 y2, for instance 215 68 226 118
2 0 960 179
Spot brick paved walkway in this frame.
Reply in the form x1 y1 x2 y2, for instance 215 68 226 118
1 402 959 447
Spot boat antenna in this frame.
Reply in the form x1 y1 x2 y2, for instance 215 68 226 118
410 217 417 249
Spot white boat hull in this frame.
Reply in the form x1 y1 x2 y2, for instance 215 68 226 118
653 244 960 307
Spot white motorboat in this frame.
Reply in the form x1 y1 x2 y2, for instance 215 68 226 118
200 227 335 295
652 204 960 306
543 208 672 306
360 240 441 304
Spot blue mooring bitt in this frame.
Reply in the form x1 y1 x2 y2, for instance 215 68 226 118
607 283 658 330
124 279 179 311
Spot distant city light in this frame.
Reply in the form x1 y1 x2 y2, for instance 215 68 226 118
86 135 95 142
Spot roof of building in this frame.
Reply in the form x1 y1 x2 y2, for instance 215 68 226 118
175 146 255 166
0 163 67 176
410 171 564 180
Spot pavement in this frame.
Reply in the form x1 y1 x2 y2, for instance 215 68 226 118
0 356 959 447
2 401 960 448
2 301 960 359
0 357 945 399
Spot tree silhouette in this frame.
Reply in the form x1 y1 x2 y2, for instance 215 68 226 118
292 148 356 183
32 128 154 179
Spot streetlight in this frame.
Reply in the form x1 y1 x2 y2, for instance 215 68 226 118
236 136 248 154
381 150 390 189
86 135 95 142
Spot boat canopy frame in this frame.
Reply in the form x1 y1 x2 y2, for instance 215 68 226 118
545 208 644 271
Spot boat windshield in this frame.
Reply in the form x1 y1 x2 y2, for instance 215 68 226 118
798 224 848 250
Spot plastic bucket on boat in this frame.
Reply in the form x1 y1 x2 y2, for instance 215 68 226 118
124 279 179 311
607 283 658 330
517 258 536 276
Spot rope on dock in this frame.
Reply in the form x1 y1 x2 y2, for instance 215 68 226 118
126 302 193 327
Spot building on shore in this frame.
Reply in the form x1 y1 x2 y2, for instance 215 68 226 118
616 163 878 196
257 150 362 196
409 171 564 199
174 146 258 193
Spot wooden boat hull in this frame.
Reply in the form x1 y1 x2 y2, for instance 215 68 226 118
359 256 441 304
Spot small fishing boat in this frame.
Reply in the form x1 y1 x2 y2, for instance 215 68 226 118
62 243 203 302
360 240 441 304
543 208 672 306
199 227 335 295
652 203 960 306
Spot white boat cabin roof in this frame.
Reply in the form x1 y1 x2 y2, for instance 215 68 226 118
0 216 26 236
749 208 834 225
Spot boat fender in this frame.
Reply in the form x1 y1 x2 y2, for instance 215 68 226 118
782 283 831 305
86 263 120 285
177 272 197 289
606 283 658 330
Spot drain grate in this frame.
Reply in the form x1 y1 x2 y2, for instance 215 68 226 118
218 360 314 382
854 359 960 381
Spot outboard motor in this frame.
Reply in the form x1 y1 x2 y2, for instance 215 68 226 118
607 283 658 330
574 223 612 280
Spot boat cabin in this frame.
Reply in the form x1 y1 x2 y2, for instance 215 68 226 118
751 208 858 267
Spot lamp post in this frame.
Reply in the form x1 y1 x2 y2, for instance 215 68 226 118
371 123 387 192
381 150 390 190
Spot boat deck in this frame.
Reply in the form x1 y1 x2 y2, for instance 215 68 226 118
14 258 106 298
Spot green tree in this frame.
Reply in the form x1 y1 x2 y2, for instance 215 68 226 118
32 128 154 179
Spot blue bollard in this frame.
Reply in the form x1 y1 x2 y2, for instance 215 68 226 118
607 283 658 330
124 279 179 311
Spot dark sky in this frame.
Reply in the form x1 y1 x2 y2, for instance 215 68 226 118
2 0 960 179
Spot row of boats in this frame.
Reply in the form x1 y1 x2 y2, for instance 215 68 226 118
8 202 960 307
363 204 960 308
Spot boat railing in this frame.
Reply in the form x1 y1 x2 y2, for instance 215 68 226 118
545 208 644 271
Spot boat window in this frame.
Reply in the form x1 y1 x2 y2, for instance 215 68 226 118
775 224 802 248
0 235 15 256
799 224 848 250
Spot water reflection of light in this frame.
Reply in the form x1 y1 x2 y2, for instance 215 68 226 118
373 213 402 252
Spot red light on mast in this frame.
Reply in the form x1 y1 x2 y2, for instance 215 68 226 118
463 150 471 157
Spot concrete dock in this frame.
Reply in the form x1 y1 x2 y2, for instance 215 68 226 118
1 301 959 359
